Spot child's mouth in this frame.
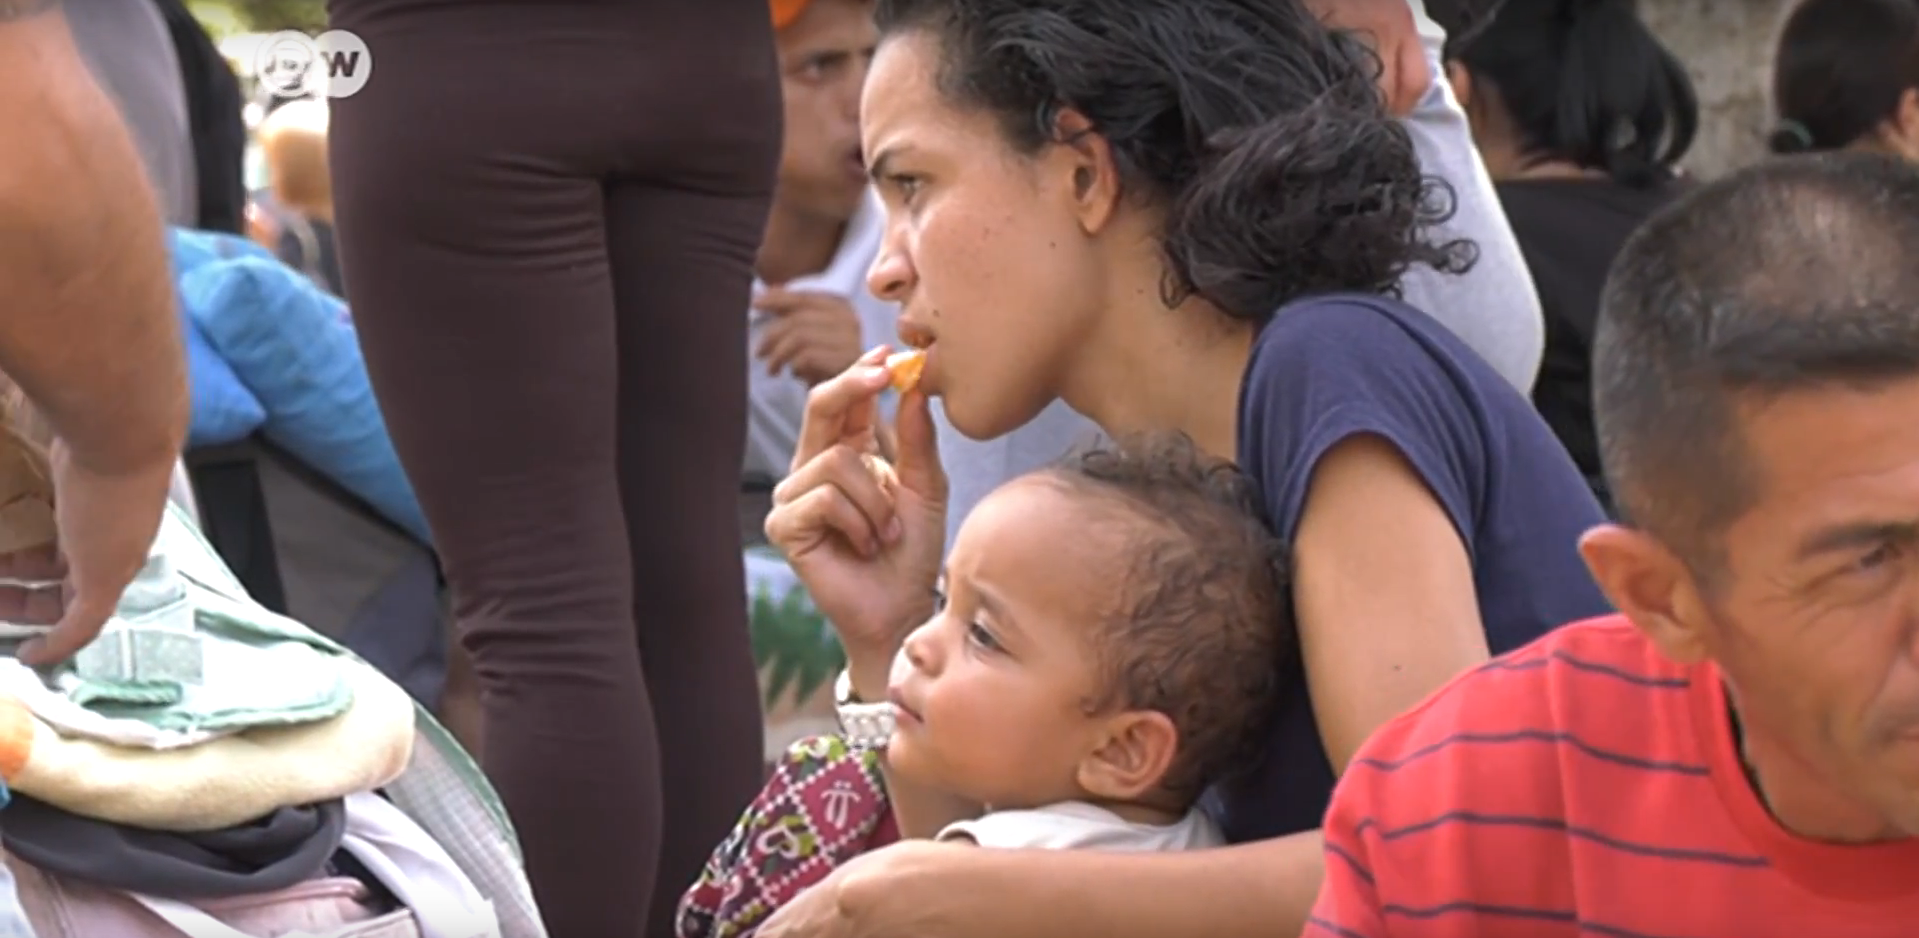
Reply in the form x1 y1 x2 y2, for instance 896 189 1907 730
886 687 923 723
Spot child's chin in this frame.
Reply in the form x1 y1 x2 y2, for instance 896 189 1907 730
882 733 936 785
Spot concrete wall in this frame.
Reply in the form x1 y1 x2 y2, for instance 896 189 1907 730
1639 0 1795 179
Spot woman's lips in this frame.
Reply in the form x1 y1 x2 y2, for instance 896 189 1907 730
897 321 935 350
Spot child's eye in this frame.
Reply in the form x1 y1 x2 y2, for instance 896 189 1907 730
966 622 1002 653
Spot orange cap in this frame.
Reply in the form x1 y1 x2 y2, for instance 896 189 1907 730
771 0 811 29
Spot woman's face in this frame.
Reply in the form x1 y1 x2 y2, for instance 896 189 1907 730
861 33 1108 441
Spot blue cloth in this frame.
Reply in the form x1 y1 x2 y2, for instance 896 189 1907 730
170 228 431 545
172 231 267 448
1212 294 1611 843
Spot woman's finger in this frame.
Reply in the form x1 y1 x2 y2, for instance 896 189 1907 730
773 444 899 541
792 355 894 472
765 480 884 558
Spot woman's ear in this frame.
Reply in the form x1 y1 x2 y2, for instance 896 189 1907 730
1048 109 1123 236
1444 60 1473 111
1075 710 1179 802
1883 87 1919 163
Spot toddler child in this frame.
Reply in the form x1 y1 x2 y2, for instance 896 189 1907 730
679 434 1292 936
880 433 1292 849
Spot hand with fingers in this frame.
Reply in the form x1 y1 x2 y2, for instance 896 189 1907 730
765 346 946 677
1309 0 1431 117
754 287 867 387
0 438 169 666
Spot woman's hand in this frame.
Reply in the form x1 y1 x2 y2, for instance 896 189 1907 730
755 840 955 938
765 347 946 666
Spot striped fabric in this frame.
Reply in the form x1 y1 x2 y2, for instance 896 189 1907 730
1308 615 1919 937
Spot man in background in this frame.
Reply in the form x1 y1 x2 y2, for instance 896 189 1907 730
745 0 895 487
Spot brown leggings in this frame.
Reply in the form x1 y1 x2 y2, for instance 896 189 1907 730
324 3 780 935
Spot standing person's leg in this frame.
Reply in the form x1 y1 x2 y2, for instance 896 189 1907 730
609 183 777 936
602 14 783 927
326 7 664 934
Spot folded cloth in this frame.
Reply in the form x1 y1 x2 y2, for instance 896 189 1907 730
1 659 413 832
69 505 355 732
4 856 413 938
0 504 357 741
0 792 346 899
0 658 227 750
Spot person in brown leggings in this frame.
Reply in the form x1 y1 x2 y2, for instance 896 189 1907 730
323 2 781 934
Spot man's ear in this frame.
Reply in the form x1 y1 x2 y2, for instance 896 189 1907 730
1579 523 1713 664
1076 710 1179 802
1048 109 1123 236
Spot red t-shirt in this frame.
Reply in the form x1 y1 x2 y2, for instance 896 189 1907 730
1307 614 1919 937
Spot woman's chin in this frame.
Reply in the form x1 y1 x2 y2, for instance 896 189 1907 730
941 395 1050 443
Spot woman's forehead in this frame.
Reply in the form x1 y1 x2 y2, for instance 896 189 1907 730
860 33 945 144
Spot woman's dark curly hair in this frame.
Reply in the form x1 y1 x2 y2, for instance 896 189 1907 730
873 0 1475 325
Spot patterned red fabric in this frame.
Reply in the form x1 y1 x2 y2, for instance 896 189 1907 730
677 736 899 938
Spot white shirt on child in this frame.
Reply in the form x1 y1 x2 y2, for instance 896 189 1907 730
936 801 1223 852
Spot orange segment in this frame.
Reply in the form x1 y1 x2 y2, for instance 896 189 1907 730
885 349 926 394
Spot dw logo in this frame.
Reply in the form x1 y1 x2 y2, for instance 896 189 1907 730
254 30 373 99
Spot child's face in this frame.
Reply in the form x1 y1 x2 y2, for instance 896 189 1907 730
884 476 1130 808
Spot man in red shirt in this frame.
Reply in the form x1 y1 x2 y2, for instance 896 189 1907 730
1307 151 1919 936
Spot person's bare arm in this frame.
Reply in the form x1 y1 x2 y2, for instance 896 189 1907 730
0 1 187 473
1291 435 1490 771
820 829 1324 938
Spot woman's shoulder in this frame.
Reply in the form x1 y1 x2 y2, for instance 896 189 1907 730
1244 292 1504 408
1237 292 1589 544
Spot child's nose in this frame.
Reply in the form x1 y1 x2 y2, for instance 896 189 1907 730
901 619 940 673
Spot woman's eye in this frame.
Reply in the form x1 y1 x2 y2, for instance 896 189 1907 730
887 173 923 201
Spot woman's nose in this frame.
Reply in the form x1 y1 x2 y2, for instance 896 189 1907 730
866 244 912 303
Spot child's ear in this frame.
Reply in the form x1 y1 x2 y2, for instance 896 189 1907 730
1076 710 1179 802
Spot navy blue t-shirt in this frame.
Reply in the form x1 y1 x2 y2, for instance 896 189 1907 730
1211 294 1612 842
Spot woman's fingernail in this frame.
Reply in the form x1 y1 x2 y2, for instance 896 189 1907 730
859 366 889 383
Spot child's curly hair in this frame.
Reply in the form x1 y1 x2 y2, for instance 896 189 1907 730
1045 433 1293 804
